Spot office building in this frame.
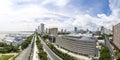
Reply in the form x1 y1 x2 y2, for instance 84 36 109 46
103 28 112 35
49 28 58 36
38 23 45 34
78 29 85 34
101 27 112 35
45 28 49 33
113 23 120 51
48 28 58 43
74 27 77 33
56 35 97 57
101 26 104 34
61 29 63 33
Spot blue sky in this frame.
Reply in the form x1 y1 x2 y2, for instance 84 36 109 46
72 0 111 16
40 0 111 16
14 0 111 16
0 0 120 31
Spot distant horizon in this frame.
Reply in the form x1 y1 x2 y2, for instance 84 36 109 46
0 31 34 34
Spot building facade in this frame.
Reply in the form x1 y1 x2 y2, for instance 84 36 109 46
101 28 112 35
56 35 97 57
38 23 44 34
74 27 77 33
113 23 120 51
49 28 58 36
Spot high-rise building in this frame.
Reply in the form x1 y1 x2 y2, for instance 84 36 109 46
45 28 49 33
49 28 58 43
113 23 120 51
64 29 67 33
37 26 40 34
79 29 85 34
61 29 63 33
49 28 58 36
103 28 112 35
101 26 112 35
41 23 44 33
101 26 104 34
74 27 77 32
38 23 44 34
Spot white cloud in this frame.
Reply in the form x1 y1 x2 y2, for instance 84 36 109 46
0 0 120 31
70 0 120 30
0 0 70 31
0 0 12 14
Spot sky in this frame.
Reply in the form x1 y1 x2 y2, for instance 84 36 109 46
0 0 120 31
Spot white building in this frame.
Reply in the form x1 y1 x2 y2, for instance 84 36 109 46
38 23 45 34
101 28 112 35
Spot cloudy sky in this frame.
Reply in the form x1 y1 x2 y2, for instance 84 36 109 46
0 0 120 31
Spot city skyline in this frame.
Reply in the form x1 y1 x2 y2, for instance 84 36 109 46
0 0 120 31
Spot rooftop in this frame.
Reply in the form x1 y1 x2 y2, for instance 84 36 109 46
63 35 96 42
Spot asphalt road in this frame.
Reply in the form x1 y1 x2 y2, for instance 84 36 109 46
15 35 34 60
38 36 62 60
104 35 115 60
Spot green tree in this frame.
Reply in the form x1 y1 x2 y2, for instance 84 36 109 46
99 45 110 60
38 51 47 60
42 34 49 40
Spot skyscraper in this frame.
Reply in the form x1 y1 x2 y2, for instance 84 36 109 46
38 23 44 34
61 29 63 33
74 27 77 32
101 26 104 34
41 23 44 33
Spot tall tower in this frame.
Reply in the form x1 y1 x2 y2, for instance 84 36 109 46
101 26 104 34
38 23 45 34
61 29 63 33
40 23 44 34
74 27 77 32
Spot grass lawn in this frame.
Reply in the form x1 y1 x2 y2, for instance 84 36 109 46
0 55 14 60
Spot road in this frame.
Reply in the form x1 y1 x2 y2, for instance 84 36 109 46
15 35 34 60
38 35 62 60
104 35 115 60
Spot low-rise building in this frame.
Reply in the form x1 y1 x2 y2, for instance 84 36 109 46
56 35 98 57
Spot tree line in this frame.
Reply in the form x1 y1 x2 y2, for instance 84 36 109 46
0 42 19 53
21 35 33 50
36 34 48 60
48 43 76 60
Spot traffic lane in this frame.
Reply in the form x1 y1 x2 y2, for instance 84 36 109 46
15 35 34 60
39 36 62 60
